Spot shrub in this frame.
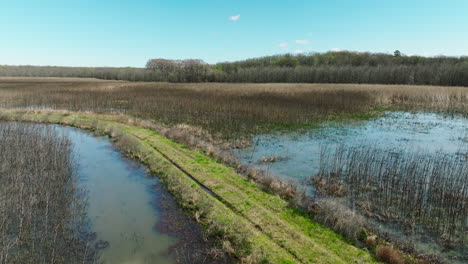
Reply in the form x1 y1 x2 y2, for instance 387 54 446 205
376 245 405 264
314 198 367 240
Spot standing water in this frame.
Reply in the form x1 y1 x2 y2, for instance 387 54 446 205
234 112 468 184
56 125 210 264
232 111 468 263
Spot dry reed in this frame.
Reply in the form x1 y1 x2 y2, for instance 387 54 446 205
0 122 96 264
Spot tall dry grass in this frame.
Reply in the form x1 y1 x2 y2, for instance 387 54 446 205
0 78 466 138
0 122 95 264
314 144 468 255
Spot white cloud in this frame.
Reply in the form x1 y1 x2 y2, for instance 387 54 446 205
330 48 343 52
278 42 288 48
229 14 240 21
295 40 310 45
294 49 304 54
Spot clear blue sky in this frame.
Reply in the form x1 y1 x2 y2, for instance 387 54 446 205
1 0 467 67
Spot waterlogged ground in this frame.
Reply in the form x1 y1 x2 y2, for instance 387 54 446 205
233 111 468 262
54 125 210 264
234 112 467 186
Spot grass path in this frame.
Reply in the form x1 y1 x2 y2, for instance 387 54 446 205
0 110 378 264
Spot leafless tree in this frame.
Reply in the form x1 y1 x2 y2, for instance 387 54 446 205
146 58 178 74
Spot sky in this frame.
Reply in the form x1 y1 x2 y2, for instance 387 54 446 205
1 0 467 67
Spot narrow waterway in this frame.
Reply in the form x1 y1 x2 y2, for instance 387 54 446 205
53 125 211 264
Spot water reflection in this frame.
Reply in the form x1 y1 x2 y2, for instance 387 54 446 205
234 112 468 184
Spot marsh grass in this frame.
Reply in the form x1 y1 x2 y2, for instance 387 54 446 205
314 144 468 257
313 198 367 240
1 79 467 139
0 122 95 264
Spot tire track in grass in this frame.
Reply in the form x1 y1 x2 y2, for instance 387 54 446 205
1 110 378 264
127 127 376 264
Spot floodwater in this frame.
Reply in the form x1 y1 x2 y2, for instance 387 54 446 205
54 125 210 264
233 111 468 263
234 112 467 185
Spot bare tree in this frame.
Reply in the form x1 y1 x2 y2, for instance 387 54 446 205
177 59 209 82
145 58 178 74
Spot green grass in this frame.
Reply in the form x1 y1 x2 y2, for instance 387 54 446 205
0 109 378 264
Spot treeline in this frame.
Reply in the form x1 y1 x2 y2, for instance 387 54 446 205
211 64 468 86
1 51 467 86
214 52 468 86
215 51 468 70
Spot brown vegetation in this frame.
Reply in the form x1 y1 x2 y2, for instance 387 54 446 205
0 122 95 264
0 78 466 139
376 246 405 264
258 155 287 163
313 198 367 240
311 175 347 197
315 144 468 254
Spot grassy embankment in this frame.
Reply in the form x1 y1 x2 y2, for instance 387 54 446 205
0 109 378 264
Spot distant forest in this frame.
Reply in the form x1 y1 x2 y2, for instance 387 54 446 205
1 51 467 86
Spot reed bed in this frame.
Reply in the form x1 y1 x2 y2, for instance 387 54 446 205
314 144 468 256
0 79 467 139
0 122 95 264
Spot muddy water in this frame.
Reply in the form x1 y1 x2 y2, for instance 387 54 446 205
234 112 467 186
53 125 210 264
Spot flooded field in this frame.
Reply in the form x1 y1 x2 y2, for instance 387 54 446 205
234 112 467 185
233 111 468 263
